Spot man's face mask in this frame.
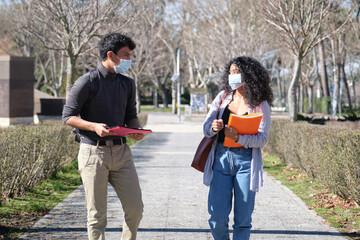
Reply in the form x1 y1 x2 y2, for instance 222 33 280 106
112 52 131 73
228 74 243 90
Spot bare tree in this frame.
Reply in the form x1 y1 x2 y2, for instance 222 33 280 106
155 0 181 113
326 2 354 117
123 0 166 112
350 0 360 109
302 50 318 113
180 0 276 90
1 1 65 95
262 0 350 121
271 58 283 107
37 50 67 97
148 41 173 109
1 1 34 57
21 0 134 96
317 39 330 98
330 33 343 116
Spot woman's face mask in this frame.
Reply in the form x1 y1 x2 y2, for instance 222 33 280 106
112 52 131 73
228 74 243 90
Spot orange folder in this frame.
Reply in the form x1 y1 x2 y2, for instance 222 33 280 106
223 112 263 148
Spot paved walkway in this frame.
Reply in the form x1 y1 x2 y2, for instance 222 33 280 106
20 112 345 240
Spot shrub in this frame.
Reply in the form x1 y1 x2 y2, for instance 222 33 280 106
0 114 148 204
264 119 360 205
0 121 78 203
303 97 331 114
137 112 148 128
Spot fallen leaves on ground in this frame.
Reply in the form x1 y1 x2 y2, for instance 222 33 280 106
280 166 360 239
313 192 357 209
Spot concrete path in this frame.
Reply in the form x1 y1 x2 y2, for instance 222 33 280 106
20 112 345 240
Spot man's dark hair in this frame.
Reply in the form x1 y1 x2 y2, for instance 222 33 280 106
98 33 136 61
221 56 273 108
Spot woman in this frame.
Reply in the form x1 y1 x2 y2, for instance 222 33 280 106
203 56 273 240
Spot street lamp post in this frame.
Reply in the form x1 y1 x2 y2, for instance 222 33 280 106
171 48 181 122
176 48 181 122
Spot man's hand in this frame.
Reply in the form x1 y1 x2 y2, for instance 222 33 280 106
224 125 239 142
65 116 117 138
94 123 117 137
212 119 224 132
128 133 144 141
126 118 144 140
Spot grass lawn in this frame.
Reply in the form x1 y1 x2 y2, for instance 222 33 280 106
263 153 360 240
0 160 82 239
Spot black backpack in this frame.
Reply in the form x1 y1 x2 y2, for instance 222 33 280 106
73 69 99 142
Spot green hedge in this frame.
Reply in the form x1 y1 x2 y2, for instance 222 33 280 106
0 113 148 204
264 119 360 205
0 121 78 203
303 97 331 114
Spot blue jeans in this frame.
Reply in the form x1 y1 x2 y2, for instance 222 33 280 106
208 143 255 240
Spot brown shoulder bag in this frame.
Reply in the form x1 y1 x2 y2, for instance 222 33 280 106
191 92 226 172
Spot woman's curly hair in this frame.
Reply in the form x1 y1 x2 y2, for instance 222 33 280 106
221 56 273 108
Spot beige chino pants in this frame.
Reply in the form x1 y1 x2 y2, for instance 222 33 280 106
78 142 143 240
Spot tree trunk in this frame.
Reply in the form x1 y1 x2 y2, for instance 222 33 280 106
283 75 287 107
161 88 168 108
318 41 330 97
341 63 352 112
153 85 159 108
157 78 168 109
171 80 176 114
308 84 314 114
65 56 77 98
299 82 304 113
172 51 177 114
35 74 44 90
352 80 356 109
134 75 141 113
277 68 284 107
288 57 302 121
34 55 44 90
188 58 195 88
331 37 341 118
136 89 141 113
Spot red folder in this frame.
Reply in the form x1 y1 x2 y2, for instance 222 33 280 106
109 126 152 136
223 112 263 148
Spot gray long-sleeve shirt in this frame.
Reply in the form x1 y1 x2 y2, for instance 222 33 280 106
62 63 137 140
202 90 271 192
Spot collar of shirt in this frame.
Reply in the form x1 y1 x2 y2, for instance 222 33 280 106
98 63 117 80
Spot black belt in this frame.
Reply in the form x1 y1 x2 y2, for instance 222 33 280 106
81 137 126 146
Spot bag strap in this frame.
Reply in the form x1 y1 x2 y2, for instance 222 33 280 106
216 91 227 119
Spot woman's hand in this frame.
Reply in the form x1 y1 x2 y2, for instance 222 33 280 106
212 119 224 132
224 125 239 142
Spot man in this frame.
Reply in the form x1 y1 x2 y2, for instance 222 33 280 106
62 33 143 240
